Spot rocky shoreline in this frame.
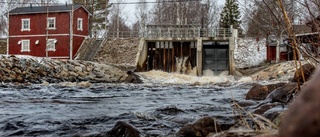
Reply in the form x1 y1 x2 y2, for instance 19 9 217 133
1 54 318 136
0 55 139 84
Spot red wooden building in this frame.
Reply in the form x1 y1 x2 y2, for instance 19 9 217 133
266 25 312 62
8 4 91 59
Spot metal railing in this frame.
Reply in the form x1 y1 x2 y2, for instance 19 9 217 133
104 28 233 38
106 31 141 38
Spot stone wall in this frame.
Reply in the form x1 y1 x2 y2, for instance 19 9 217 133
0 55 138 83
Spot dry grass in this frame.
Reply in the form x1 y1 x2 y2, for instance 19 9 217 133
208 102 279 137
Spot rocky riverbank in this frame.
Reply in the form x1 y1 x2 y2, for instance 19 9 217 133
0 55 139 83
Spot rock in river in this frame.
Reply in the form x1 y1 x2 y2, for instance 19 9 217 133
176 116 221 137
279 65 320 137
245 83 287 100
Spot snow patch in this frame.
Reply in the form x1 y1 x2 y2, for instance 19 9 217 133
234 38 267 69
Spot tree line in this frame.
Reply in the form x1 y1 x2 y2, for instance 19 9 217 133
1 0 320 40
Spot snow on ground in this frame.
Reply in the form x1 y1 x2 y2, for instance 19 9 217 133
234 38 267 69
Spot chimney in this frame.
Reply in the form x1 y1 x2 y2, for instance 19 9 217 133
30 3 32 8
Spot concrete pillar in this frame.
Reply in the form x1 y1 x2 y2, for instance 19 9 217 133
276 41 280 63
228 29 237 75
136 38 147 70
196 38 203 76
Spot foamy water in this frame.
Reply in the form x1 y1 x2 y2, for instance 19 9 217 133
137 70 254 85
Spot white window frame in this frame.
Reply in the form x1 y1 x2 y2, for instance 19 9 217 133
280 45 287 52
47 17 56 30
21 19 30 31
46 39 57 51
77 18 83 31
21 40 30 52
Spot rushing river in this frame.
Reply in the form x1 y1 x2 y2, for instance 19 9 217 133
0 81 254 137
0 68 277 137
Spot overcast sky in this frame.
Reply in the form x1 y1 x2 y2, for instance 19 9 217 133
58 0 232 25
114 0 224 24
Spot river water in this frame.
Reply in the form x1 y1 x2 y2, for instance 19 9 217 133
0 72 258 136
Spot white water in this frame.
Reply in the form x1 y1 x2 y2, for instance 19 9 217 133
137 70 255 85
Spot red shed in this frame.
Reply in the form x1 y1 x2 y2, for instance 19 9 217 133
266 25 312 62
8 4 91 59
266 42 294 62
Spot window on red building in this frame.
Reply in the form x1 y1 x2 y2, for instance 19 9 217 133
47 17 56 29
21 40 30 52
46 39 57 51
21 19 30 31
77 18 83 31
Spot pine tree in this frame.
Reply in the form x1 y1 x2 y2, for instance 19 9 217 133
219 0 241 29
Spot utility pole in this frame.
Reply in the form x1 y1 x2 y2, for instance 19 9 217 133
116 4 119 38
104 0 109 38
69 3 74 60
6 0 9 56
46 1 49 58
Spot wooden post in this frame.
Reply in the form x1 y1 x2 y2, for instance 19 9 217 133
152 42 155 70
167 41 170 72
180 42 183 58
189 42 191 62
155 42 158 70
172 42 174 72
163 42 166 72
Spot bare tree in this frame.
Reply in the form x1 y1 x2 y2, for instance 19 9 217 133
150 0 205 25
297 0 320 32
245 0 299 38
150 0 163 25
148 0 220 29
108 1 131 37
134 0 149 36
206 0 222 29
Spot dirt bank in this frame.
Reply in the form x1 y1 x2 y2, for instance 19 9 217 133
93 38 140 70
0 40 6 54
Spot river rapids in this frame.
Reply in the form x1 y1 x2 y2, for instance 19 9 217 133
0 71 267 136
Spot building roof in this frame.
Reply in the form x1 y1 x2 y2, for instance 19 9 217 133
293 25 312 35
9 4 92 15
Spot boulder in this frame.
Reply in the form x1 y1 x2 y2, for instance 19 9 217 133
266 82 297 103
253 103 282 115
176 116 221 137
245 83 287 100
249 82 297 117
263 106 286 126
106 121 140 137
291 63 315 83
279 65 320 137
237 100 257 107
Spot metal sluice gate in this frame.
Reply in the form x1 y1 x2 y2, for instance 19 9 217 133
144 41 197 74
